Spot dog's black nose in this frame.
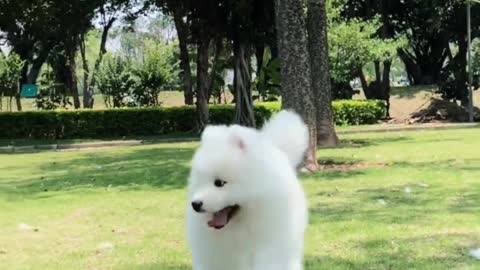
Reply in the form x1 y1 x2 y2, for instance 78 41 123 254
191 201 203 212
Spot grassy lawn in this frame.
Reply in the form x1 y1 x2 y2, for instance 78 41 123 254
0 129 479 269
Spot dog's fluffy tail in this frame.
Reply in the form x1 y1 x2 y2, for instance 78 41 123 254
261 110 309 167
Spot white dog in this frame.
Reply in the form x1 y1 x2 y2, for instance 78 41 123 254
187 110 309 270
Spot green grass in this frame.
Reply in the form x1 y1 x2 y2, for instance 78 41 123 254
1 129 479 269
0 133 198 147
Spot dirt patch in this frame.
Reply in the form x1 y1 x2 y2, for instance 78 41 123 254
405 98 480 123
318 159 389 172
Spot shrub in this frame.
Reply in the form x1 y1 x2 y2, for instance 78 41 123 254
0 100 385 139
332 100 386 125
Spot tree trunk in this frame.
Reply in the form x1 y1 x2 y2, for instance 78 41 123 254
15 85 22 111
66 48 81 109
358 68 368 93
307 0 339 147
255 44 265 76
207 38 224 102
173 9 194 105
374 60 381 83
26 45 51 85
457 33 469 107
364 61 391 117
80 34 94 108
398 49 423 85
381 60 391 117
233 42 256 127
275 0 319 171
88 17 115 102
196 38 210 131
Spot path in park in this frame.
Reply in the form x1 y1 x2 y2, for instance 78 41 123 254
0 122 478 153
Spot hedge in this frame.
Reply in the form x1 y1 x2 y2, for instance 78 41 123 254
0 100 385 139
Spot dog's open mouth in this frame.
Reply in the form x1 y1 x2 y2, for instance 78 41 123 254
207 205 239 230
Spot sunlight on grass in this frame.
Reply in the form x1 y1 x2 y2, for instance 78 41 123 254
0 129 479 269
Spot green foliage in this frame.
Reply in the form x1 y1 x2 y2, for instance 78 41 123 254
95 56 138 107
0 53 24 97
332 100 387 125
0 100 385 139
35 70 72 110
143 40 181 89
257 100 387 125
95 39 181 107
328 17 406 84
254 47 281 101
0 106 263 139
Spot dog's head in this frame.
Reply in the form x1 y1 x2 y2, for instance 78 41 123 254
188 110 308 230
188 125 258 230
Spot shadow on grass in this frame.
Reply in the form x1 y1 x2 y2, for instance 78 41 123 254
309 183 439 225
305 247 476 270
325 136 411 150
310 204 429 226
448 190 480 214
306 230 478 269
392 158 480 171
0 146 194 196
114 264 191 270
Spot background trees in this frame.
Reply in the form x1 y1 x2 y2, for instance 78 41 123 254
1 0 479 168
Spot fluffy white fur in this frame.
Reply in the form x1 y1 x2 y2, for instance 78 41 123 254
187 110 309 270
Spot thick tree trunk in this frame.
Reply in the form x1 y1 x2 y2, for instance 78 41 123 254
275 0 319 171
374 60 381 83
66 48 81 109
398 35 449 85
398 49 423 85
196 38 210 131
173 9 194 105
307 0 339 147
26 45 51 85
233 42 256 127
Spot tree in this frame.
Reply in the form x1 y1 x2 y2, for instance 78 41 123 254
225 0 256 127
0 53 25 111
82 0 148 108
275 0 319 171
95 56 137 107
308 0 339 147
341 0 406 116
0 0 57 110
153 0 195 105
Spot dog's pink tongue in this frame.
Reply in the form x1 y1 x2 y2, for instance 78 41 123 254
208 209 229 228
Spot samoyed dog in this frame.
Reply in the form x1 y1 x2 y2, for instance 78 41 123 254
187 110 309 270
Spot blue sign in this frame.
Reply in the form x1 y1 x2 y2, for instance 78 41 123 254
21 84 38 98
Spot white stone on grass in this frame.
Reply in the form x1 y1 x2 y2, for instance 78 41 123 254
470 248 480 260
404 187 412 194
377 199 387 205
97 242 114 251
17 223 34 231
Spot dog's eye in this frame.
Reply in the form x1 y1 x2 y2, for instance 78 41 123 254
214 179 227 187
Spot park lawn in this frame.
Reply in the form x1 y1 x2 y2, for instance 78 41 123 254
0 129 479 269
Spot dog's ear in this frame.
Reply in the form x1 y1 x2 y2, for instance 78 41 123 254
228 125 255 152
201 125 228 144
230 134 246 152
